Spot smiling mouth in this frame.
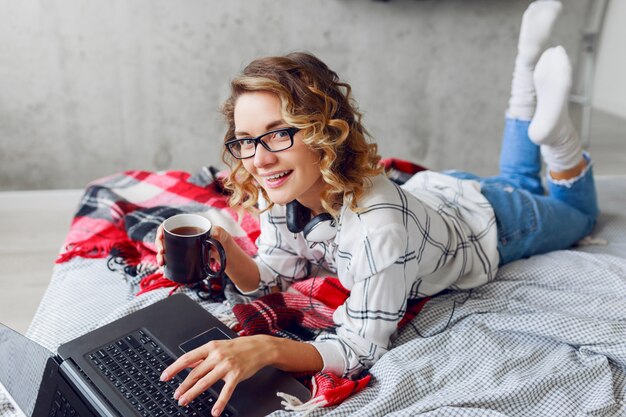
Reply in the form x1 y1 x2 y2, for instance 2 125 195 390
265 170 293 182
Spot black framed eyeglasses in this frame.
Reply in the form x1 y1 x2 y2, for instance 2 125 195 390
225 127 300 159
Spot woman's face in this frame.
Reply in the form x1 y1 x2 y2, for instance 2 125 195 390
234 91 325 212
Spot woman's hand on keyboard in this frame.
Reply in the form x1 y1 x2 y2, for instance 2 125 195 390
160 335 274 417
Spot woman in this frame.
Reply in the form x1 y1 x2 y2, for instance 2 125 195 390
157 2 598 415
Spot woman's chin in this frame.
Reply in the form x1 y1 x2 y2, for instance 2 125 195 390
263 191 292 207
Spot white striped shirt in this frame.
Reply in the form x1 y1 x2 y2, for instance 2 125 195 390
246 172 499 378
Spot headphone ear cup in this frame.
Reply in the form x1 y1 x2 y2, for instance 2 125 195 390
286 200 311 233
302 213 337 242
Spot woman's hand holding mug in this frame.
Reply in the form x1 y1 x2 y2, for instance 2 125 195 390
156 213 228 284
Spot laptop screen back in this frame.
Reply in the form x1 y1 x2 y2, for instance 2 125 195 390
0 323 53 417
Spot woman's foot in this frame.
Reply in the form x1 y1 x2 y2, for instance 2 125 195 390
507 0 563 120
517 1 563 64
529 46 584 176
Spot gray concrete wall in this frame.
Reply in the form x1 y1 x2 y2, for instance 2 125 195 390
0 0 590 191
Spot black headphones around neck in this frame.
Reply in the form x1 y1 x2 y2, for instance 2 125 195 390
286 200 337 242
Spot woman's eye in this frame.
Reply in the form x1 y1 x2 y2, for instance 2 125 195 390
270 130 291 141
240 139 256 148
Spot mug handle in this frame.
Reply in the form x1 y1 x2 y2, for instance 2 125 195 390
202 237 227 278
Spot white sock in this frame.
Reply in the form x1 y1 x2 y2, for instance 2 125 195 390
507 1 563 120
528 46 583 172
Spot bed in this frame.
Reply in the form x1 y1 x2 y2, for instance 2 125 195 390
2 173 625 416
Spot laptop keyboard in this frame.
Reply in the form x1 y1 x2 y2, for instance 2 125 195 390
50 389 81 417
87 329 234 417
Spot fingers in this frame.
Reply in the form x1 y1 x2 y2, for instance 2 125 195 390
211 226 231 245
175 363 237 417
156 224 165 266
161 343 224 406
156 223 164 244
212 379 237 417
161 337 266 414
161 348 206 383
210 226 223 241
176 367 225 407
209 246 224 265
174 355 217 399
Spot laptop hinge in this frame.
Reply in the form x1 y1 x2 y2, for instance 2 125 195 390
59 360 119 417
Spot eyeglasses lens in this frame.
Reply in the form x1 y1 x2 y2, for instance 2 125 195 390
229 129 294 159
263 130 293 152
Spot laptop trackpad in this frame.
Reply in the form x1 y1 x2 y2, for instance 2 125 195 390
179 327 231 353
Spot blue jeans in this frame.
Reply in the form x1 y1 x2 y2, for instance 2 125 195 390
446 118 599 266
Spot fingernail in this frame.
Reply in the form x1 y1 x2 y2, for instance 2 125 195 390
212 407 221 417
173 389 180 400
178 396 188 407
160 371 168 381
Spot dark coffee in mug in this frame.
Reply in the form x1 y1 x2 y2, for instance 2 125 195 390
170 226 205 236
162 214 226 285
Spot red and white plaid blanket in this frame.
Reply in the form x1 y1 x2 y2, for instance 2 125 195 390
57 167 260 297
56 160 429 410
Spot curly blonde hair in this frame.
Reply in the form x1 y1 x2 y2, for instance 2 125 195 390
221 52 383 217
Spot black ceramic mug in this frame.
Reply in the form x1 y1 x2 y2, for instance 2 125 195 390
162 214 226 284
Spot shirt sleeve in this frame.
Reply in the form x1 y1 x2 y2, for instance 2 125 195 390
311 259 410 378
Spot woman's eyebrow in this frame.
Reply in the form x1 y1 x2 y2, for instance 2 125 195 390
234 120 286 137
265 120 286 131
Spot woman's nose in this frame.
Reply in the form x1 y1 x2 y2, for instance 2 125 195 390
253 143 277 168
